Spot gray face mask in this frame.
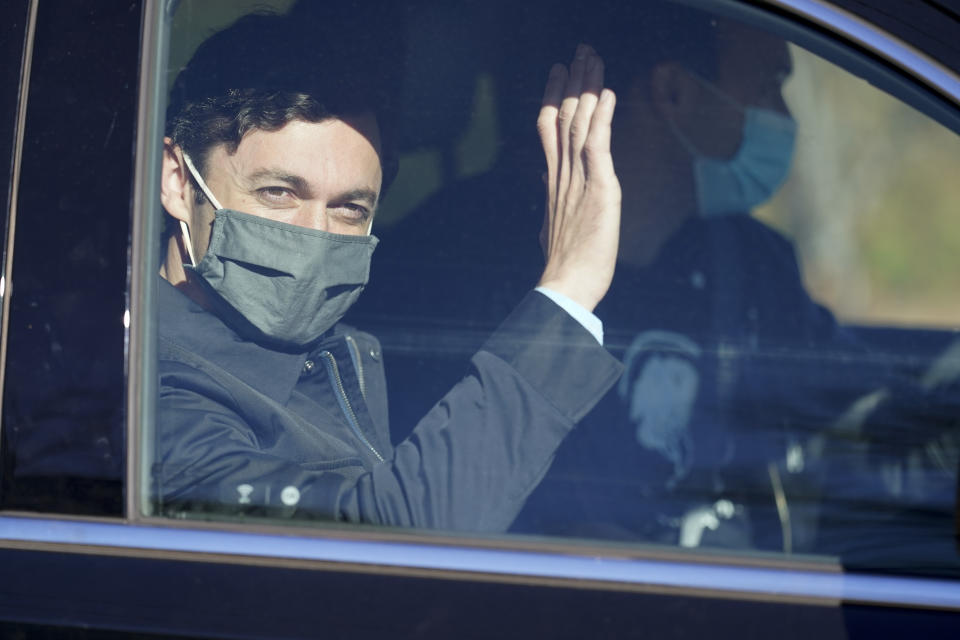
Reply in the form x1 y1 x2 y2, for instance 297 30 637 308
180 153 378 348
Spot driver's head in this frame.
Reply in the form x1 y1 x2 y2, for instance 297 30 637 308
591 5 794 266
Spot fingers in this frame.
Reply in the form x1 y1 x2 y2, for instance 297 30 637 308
584 88 617 182
538 45 616 250
538 64 566 161
538 63 566 215
539 45 603 240
557 46 591 213
542 46 606 182
570 48 604 159
558 45 588 170
535 45 620 311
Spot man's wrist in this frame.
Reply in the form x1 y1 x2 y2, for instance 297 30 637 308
534 286 604 344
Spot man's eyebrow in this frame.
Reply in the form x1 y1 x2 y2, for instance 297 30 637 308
331 188 379 208
245 170 378 207
247 169 311 194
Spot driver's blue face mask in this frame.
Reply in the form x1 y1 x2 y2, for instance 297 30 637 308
667 71 797 217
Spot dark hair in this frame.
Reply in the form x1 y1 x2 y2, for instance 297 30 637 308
584 1 720 97
165 10 401 199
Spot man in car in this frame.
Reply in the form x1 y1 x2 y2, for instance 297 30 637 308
513 6 885 549
154 11 623 531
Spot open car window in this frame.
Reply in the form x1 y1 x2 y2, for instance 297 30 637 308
2 0 959 587
132 0 960 578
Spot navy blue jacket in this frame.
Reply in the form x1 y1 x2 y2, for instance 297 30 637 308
155 280 622 531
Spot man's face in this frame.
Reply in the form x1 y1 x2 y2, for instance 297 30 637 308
613 20 792 268
188 114 382 260
677 21 793 159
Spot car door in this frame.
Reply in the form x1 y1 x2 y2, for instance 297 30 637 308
2 1 960 638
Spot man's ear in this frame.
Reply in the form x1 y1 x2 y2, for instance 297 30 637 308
649 62 699 122
160 137 193 224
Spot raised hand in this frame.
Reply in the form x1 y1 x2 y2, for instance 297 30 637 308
537 44 620 313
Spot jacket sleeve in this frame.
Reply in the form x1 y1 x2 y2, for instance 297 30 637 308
157 291 622 531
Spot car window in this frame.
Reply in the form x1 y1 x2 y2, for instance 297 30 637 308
2 0 951 580
758 45 960 329
0 0 31 512
0 2 140 516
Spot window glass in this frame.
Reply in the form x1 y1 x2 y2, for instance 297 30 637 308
0 2 140 515
147 0 960 576
0 0 31 511
757 46 960 328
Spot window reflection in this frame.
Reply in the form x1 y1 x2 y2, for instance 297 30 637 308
150 0 960 575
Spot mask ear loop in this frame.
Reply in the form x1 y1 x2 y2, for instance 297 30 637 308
664 113 701 159
666 69 747 161
179 220 199 268
687 69 746 111
179 152 224 268
182 152 224 210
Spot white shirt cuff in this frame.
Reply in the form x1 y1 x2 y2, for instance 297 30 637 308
534 286 604 345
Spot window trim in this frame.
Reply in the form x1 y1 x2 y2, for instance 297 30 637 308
762 0 960 104
0 0 38 452
127 0 168 521
3 513 960 611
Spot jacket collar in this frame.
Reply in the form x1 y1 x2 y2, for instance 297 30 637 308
158 277 315 405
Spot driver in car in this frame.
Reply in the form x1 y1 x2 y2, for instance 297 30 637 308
514 5 888 550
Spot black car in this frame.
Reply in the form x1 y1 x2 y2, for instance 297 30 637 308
2 0 960 637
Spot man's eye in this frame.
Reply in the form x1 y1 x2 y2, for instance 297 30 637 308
257 187 295 204
332 203 371 224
